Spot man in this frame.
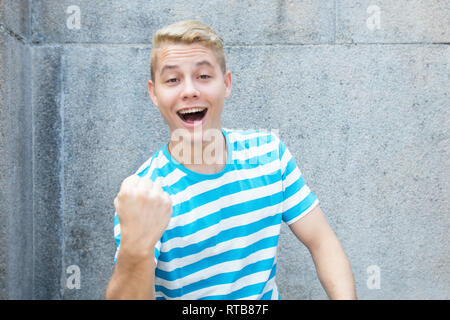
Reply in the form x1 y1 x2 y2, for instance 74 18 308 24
105 20 357 300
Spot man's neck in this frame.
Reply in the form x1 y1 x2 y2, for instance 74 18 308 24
168 130 227 174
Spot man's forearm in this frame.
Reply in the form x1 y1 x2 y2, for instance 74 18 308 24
309 235 357 299
105 250 156 300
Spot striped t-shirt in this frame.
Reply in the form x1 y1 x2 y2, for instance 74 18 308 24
113 128 319 300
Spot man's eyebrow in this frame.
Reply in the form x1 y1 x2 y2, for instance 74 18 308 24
160 60 214 76
160 64 178 75
195 60 214 68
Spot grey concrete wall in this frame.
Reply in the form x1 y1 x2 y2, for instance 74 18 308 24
0 0 448 299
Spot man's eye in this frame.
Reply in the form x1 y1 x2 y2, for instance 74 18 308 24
199 74 211 79
166 78 178 83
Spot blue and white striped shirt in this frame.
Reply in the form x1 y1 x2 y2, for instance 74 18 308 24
114 128 319 300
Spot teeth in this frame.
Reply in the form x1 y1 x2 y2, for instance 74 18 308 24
178 107 206 115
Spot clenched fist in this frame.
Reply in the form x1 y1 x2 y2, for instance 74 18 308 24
114 174 172 261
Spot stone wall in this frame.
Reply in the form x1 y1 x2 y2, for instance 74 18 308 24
0 0 448 299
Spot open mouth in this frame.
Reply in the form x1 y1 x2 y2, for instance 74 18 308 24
177 107 208 124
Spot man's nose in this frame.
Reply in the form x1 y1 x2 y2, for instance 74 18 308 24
182 78 200 99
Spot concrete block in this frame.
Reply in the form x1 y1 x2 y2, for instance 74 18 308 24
32 0 335 44
0 31 33 299
46 42 449 299
337 0 450 43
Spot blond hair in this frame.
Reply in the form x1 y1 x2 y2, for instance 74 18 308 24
150 20 226 81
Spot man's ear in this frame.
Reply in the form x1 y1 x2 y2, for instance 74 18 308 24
147 80 159 107
224 71 232 99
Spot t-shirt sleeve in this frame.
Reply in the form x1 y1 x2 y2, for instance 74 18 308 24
113 211 121 262
277 136 320 225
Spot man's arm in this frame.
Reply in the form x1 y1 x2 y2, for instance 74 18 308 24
105 249 156 300
289 205 357 299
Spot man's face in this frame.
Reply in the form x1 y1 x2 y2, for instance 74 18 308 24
148 43 232 143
